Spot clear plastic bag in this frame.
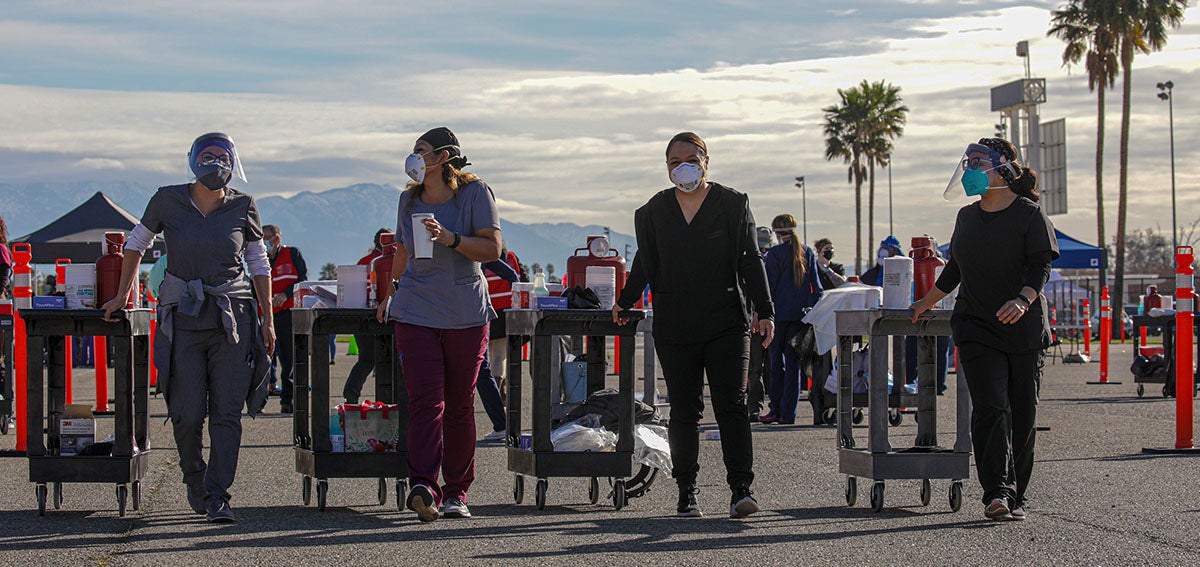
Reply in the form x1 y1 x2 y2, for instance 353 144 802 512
633 424 672 472
550 413 617 452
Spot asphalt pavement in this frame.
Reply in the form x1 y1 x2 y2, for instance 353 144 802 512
1 340 1197 566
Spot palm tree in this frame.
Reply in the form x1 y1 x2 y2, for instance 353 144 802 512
859 80 908 250
1048 0 1120 266
823 88 870 274
1109 0 1186 327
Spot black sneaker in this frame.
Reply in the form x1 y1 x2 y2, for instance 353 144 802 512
407 483 439 522
729 485 759 519
206 498 236 523
1009 504 1027 521
676 485 702 517
186 482 207 515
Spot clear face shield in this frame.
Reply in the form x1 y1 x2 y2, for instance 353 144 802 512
188 135 248 184
943 143 1008 200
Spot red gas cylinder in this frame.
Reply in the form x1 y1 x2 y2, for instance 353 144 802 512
566 235 626 293
371 233 398 306
96 231 131 308
909 235 946 298
1144 285 1163 310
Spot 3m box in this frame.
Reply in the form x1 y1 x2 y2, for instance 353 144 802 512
32 296 66 309
60 404 95 456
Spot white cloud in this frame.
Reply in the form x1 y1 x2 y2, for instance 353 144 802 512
72 158 125 170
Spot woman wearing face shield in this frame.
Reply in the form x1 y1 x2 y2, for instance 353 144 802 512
374 126 501 522
101 132 275 523
910 137 1058 522
613 132 775 519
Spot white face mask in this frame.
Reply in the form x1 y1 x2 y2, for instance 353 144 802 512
876 248 890 266
405 152 429 184
669 162 705 192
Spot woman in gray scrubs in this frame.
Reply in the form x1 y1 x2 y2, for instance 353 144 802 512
102 132 275 524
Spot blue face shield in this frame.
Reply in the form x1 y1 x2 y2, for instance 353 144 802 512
943 143 1009 200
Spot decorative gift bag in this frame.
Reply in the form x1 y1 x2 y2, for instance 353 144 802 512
338 400 401 452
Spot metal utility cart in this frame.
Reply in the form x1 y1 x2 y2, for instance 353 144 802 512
505 308 644 511
22 309 152 517
1131 314 1200 398
1 310 13 435
292 308 408 511
835 309 970 513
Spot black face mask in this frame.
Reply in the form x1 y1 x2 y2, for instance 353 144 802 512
822 249 835 261
196 165 232 191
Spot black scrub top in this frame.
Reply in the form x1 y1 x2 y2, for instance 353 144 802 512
140 184 264 329
943 197 1059 353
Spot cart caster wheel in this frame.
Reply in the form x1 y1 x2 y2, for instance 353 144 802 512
919 479 931 507
316 479 328 512
588 477 600 505
132 481 141 511
613 480 627 510
36 484 47 516
535 478 548 511
845 476 857 506
1163 385 1170 397
377 478 388 506
117 484 128 517
949 481 963 512
0 414 9 435
822 408 837 425
851 408 864 425
1136 384 1145 397
302 476 312 506
870 481 884 512
396 479 407 511
513 475 524 504
888 410 903 427
52 482 63 510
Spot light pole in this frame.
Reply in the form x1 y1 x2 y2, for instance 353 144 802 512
795 176 806 244
1157 81 1177 250
886 155 893 236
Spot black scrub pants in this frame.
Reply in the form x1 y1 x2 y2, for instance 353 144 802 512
656 331 754 489
343 332 374 403
169 310 255 503
275 308 295 406
957 341 1040 507
746 335 768 416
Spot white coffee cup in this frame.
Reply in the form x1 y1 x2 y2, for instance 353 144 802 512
411 213 435 259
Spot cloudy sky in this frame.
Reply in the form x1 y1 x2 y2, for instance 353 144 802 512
1 0 1197 271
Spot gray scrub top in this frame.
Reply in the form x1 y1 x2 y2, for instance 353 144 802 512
140 184 264 329
388 180 500 330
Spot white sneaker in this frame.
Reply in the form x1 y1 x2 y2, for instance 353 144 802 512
985 498 1011 520
443 497 472 518
482 429 506 442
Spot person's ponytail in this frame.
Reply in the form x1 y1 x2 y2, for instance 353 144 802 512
1011 166 1039 202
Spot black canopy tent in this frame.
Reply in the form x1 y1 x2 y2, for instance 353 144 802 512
14 192 165 264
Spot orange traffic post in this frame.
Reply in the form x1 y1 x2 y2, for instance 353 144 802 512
94 335 109 413
54 258 74 404
1081 299 1092 358
1088 287 1120 384
11 243 33 452
1143 246 1199 455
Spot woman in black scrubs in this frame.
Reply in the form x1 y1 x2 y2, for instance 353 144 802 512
910 137 1058 522
103 132 274 523
613 132 774 519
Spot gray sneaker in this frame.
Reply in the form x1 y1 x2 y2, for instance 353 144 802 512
206 498 236 523
186 482 207 515
1009 504 1027 521
985 498 1011 520
406 483 439 522
443 497 472 518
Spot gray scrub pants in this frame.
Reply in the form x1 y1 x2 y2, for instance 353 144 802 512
169 315 254 503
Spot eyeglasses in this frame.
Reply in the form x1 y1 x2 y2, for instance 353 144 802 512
961 156 993 170
199 152 233 167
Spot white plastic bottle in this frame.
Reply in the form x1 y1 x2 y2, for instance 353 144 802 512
532 272 549 308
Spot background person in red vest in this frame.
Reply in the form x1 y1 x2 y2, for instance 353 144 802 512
263 224 308 414
344 227 394 404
